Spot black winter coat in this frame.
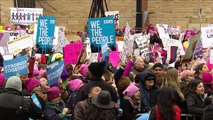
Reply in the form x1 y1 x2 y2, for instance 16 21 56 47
0 88 43 120
203 104 213 120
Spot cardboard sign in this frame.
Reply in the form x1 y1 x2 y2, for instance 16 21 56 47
7 35 33 55
135 34 150 59
3 55 28 79
105 11 119 26
10 8 43 25
183 33 201 62
88 17 116 52
36 16 56 54
46 60 64 86
64 42 83 65
201 27 213 48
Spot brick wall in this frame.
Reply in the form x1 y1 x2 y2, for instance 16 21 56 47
1 0 213 31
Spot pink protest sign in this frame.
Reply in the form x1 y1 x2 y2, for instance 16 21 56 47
64 42 83 65
109 44 120 67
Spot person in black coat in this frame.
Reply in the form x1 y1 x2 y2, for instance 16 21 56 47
76 61 118 103
202 97 213 120
0 76 43 120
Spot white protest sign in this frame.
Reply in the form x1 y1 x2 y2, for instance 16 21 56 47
10 8 43 25
105 11 119 26
167 26 179 35
201 27 213 48
7 35 33 55
135 34 150 59
157 24 170 39
53 27 68 53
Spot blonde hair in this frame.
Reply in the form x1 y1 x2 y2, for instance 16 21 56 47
161 68 185 101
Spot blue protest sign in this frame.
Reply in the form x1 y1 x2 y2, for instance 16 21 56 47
46 60 64 86
88 17 116 53
101 39 109 59
31 93 42 109
3 56 28 79
36 16 56 54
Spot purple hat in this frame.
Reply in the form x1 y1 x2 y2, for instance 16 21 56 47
68 79 83 92
202 72 213 84
25 78 40 92
123 83 139 97
47 86 61 101
79 64 89 77
0 73 4 87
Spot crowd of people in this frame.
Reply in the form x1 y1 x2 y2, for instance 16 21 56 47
0 23 213 120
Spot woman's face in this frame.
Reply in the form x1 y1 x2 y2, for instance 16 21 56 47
89 86 102 97
202 64 209 73
51 96 61 104
40 78 50 90
133 90 140 100
195 82 205 95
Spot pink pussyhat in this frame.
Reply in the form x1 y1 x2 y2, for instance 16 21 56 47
123 83 139 97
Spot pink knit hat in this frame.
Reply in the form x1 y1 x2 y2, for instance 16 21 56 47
47 86 61 101
78 64 89 77
0 73 4 87
202 72 213 84
68 79 83 92
38 69 46 78
181 70 195 80
25 78 40 92
123 83 139 97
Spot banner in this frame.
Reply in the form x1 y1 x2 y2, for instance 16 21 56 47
183 33 201 62
7 35 33 55
36 16 56 54
88 17 116 52
3 55 28 79
64 42 83 65
201 27 213 48
135 34 150 59
105 11 119 26
10 8 43 25
46 60 64 86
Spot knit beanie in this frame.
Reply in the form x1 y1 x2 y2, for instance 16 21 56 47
123 83 139 97
25 78 40 92
68 79 83 92
79 64 89 77
47 86 61 101
202 72 213 84
5 76 22 92
88 61 106 78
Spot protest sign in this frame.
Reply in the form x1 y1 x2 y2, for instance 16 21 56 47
64 42 83 65
121 23 131 63
7 35 33 55
31 93 42 109
53 27 68 53
46 60 64 86
10 8 43 25
183 32 201 62
167 26 179 35
73 45 87 74
3 55 28 79
88 17 116 52
135 34 150 59
156 24 170 39
0 32 10 47
109 44 120 67
36 16 56 54
201 27 213 48
105 11 119 26
101 39 109 59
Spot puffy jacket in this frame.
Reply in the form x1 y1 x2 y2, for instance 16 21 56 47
0 88 43 120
